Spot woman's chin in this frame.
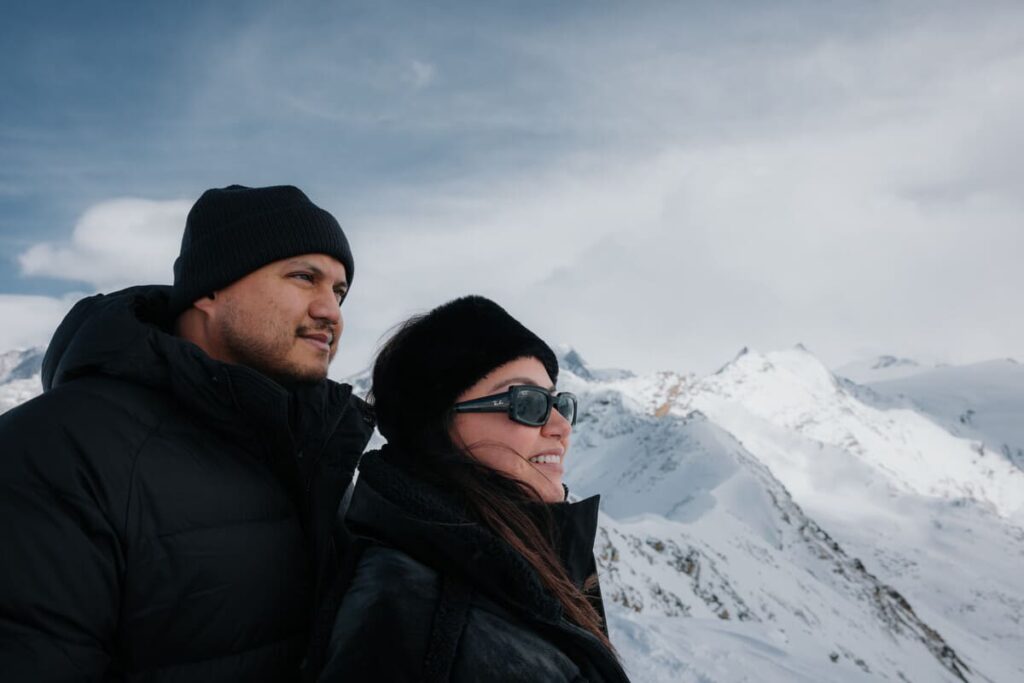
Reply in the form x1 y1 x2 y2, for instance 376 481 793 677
540 480 565 503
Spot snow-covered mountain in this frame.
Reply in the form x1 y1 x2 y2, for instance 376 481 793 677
862 359 1024 472
835 354 935 384
0 347 44 412
566 403 970 681
2 344 1021 682
559 346 1023 682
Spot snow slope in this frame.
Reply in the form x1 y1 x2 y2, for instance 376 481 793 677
863 359 1024 472
586 346 1023 682
0 347 43 412
561 370 973 682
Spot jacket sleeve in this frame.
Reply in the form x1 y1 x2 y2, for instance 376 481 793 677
318 546 438 682
0 394 126 682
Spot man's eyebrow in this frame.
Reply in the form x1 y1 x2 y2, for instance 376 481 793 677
286 259 348 287
489 377 556 392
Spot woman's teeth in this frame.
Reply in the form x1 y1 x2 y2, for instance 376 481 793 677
529 454 561 464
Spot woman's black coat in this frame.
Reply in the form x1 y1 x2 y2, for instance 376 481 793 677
316 447 630 682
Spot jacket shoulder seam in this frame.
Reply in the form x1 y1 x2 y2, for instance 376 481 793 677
118 414 170 540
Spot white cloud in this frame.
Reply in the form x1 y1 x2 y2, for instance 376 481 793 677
7 4 1024 377
0 294 81 351
19 198 190 290
336 9 1024 377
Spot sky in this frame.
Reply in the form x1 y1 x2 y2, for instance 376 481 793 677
2 1 1022 379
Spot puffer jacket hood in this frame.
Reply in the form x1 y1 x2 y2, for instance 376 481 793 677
43 285 177 393
41 285 370 462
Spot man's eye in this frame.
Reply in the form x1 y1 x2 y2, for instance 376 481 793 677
292 273 315 283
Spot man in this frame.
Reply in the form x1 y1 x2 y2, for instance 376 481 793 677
0 185 375 682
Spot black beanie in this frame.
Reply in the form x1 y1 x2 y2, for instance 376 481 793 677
170 184 353 316
372 295 559 449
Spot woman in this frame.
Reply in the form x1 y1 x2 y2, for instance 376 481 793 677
313 295 629 682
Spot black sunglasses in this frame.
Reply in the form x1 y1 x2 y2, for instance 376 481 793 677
451 385 578 427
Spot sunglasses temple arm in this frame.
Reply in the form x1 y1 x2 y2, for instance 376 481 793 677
452 398 511 414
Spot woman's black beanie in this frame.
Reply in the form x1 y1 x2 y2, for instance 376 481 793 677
170 184 353 316
372 295 559 449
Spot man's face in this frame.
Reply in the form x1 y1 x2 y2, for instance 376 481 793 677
203 253 348 384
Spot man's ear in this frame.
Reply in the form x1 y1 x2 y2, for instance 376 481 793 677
192 292 218 315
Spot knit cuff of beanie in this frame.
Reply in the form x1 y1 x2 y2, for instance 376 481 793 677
169 185 353 316
371 295 559 449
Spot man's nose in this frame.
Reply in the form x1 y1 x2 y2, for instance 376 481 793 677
309 286 341 325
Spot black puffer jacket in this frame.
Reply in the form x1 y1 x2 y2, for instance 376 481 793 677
0 286 374 682
316 446 630 682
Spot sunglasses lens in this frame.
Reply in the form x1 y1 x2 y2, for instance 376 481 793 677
554 394 576 425
512 388 550 425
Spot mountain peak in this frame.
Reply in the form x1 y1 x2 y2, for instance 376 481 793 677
708 346 841 401
555 344 594 380
713 346 750 376
0 346 46 385
872 355 920 370
835 355 930 384
554 345 634 382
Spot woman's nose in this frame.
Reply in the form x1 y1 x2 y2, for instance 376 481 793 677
542 407 572 438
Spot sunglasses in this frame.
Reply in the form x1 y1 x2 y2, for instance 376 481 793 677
451 385 578 427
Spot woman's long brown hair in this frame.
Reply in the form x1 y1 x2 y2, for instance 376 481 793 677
398 433 615 655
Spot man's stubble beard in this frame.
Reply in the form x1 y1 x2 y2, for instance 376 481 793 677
218 303 331 386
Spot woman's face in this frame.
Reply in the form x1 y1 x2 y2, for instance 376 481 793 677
449 356 572 503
